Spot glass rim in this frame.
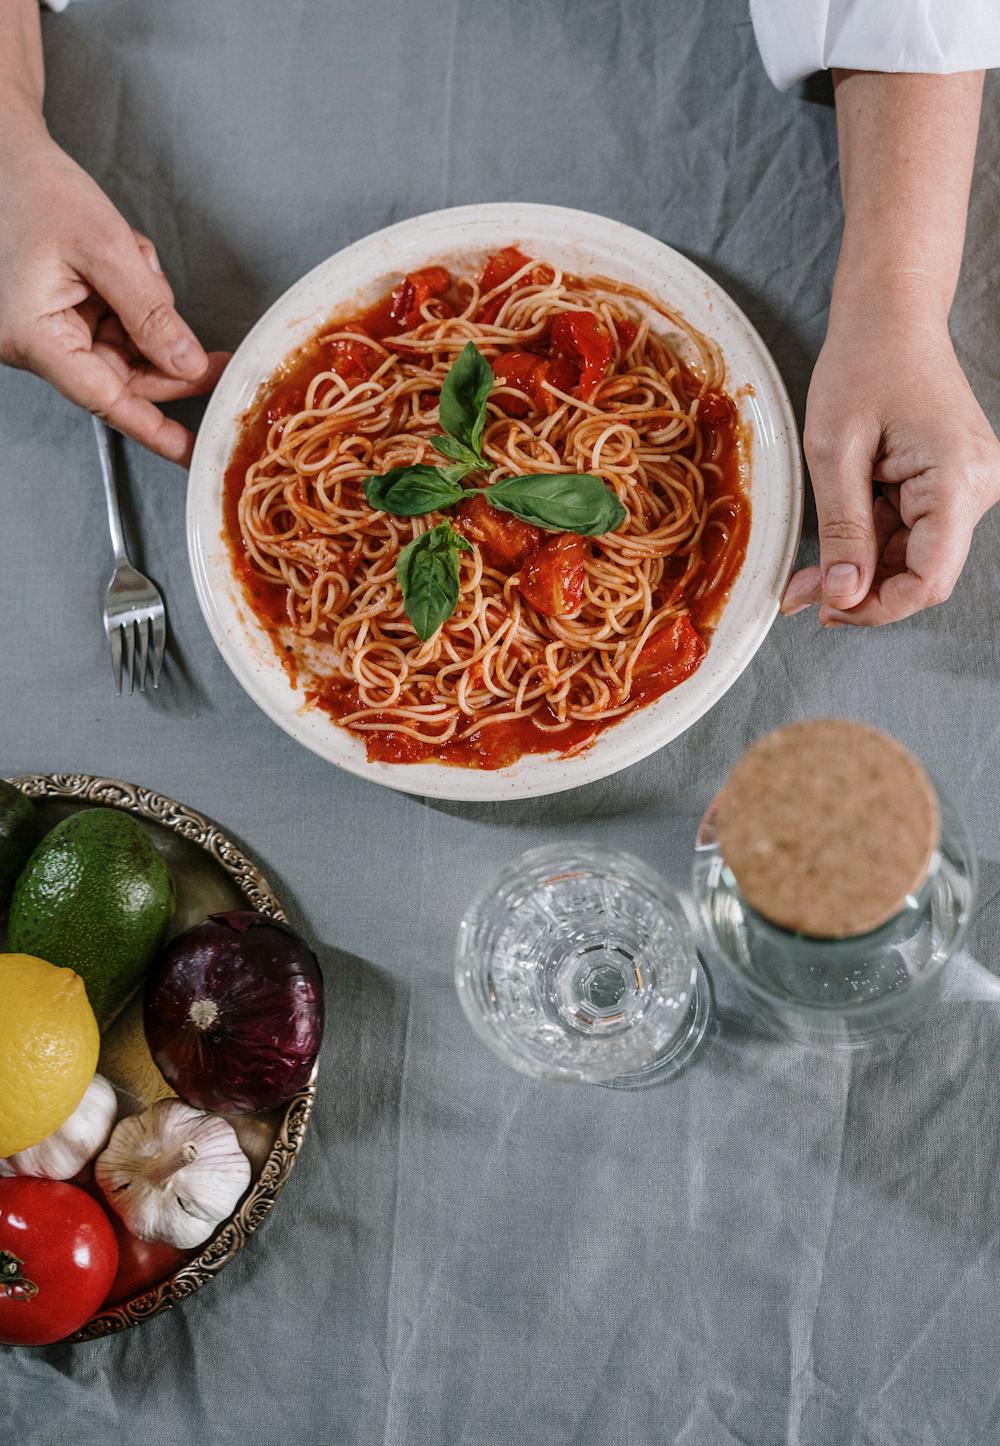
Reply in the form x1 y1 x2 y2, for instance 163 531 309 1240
454 839 700 1082
460 838 692 922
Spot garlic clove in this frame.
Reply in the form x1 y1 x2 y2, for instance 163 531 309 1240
0 1074 118 1180
95 1098 252 1249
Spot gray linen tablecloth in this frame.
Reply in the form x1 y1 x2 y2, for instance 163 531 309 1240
3 3 1000 1443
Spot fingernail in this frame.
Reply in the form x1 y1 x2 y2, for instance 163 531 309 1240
147 251 164 276
170 338 205 378
825 563 860 596
782 603 813 617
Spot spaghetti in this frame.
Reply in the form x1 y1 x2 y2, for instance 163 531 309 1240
224 248 750 768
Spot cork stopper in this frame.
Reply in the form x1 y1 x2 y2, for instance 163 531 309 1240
714 719 940 939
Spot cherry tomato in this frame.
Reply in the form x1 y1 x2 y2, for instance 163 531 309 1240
492 352 579 417
614 317 639 353
518 534 587 617
550 311 614 399
480 246 533 295
535 357 579 406
477 247 553 324
389 266 452 329
103 1210 184 1307
264 382 305 430
329 335 380 381
631 616 706 688
490 352 541 417
457 493 544 569
0 1178 119 1346
696 391 735 425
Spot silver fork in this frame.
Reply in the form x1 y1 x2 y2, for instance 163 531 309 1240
94 417 167 694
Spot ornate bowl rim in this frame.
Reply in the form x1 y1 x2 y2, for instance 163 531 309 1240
8 772 318 1344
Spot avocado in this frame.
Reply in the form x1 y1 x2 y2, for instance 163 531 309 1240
8 807 174 1028
0 780 38 912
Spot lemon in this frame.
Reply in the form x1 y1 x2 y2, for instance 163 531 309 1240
0 953 99 1157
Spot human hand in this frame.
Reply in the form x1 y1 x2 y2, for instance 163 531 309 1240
782 288 1000 626
0 111 228 465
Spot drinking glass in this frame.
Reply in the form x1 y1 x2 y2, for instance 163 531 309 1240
691 782 978 1048
455 842 713 1088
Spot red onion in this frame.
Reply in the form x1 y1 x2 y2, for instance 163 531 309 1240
144 912 324 1114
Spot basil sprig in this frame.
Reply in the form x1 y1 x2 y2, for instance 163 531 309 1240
486 473 627 536
432 341 493 467
369 461 626 537
365 344 627 635
364 465 466 516
363 342 489 517
395 522 472 641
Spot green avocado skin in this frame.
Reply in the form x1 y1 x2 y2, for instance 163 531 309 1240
0 781 38 911
7 807 175 1028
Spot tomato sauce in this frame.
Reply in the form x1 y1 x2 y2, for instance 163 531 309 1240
222 253 751 769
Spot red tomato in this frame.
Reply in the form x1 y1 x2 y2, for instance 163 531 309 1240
329 335 380 381
632 616 706 688
264 382 305 429
491 352 541 417
103 1210 184 1307
696 391 735 424
550 311 614 399
389 266 453 329
615 317 639 352
518 534 587 617
481 246 533 295
456 493 543 569
537 357 579 405
0 1178 119 1346
492 352 579 417
477 247 553 323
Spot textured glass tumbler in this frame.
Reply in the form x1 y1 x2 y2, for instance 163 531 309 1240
692 784 978 1049
455 843 713 1089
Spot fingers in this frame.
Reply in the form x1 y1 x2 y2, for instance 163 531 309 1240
30 310 196 464
132 230 168 285
819 498 975 627
803 426 880 610
781 492 906 617
93 327 230 401
115 350 229 403
875 498 909 570
74 226 208 382
781 566 820 614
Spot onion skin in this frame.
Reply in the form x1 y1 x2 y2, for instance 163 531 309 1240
143 912 324 1114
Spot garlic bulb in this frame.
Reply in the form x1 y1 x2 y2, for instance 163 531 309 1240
0 1074 117 1180
95 1098 252 1249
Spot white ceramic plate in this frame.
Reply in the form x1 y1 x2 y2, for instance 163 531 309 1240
188 203 802 801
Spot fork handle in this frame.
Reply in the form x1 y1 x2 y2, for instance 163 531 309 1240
92 416 130 566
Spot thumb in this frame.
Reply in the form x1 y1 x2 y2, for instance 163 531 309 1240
76 229 208 382
807 437 880 609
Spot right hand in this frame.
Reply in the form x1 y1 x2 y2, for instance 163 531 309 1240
0 112 228 465
782 285 1000 626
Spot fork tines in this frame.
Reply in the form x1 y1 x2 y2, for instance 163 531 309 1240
108 614 166 695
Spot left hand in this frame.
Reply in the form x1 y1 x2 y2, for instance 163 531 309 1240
782 291 1000 626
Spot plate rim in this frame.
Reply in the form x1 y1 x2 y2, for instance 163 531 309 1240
7 771 318 1345
188 202 804 801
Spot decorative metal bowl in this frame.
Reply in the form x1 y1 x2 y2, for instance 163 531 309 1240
8 773 318 1343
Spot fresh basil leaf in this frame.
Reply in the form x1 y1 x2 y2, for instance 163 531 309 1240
438 342 493 460
431 434 483 470
485 473 627 536
396 522 473 641
364 466 466 516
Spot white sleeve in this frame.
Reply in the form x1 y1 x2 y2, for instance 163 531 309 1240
750 0 1000 91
